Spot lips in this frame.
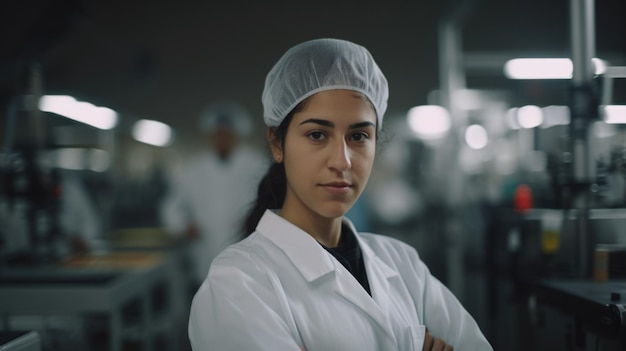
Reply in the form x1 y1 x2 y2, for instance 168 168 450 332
319 181 353 195
320 181 352 188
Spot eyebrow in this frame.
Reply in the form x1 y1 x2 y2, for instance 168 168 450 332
299 118 375 129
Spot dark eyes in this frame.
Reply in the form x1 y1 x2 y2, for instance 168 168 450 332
306 131 370 142
308 131 325 141
350 132 369 142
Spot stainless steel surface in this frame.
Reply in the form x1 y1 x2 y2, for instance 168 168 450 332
0 252 181 351
0 331 41 351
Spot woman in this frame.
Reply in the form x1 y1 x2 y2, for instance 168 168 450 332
189 38 493 351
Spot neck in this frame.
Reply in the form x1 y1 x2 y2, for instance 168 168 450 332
279 207 342 248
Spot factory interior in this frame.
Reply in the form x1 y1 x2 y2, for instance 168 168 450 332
1 0 625 350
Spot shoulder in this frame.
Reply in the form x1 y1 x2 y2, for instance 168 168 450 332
208 233 274 278
212 233 260 263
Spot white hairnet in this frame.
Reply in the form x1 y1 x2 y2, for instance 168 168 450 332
200 101 252 136
262 38 388 130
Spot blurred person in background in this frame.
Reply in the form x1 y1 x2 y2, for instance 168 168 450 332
160 101 269 287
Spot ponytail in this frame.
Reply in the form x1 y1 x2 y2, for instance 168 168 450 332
243 162 286 235
242 101 302 237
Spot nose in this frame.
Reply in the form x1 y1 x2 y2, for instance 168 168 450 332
327 139 351 172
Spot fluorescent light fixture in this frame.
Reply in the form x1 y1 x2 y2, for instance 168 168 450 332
504 58 573 79
604 105 626 124
407 105 451 140
504 58 607 79
39 95 118 130
132 119 174 147
517 105 543 128
465 124 488 150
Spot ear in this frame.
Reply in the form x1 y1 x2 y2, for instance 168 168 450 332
267 128 283 163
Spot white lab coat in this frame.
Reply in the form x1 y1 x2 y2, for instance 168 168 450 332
189 210 493 351
161 147 268 283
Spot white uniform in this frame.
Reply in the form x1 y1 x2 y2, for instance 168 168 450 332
161 147 268 283
189 210 493 350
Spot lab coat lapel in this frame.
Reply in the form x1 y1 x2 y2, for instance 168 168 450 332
332 258 396 340
358 236 399 320
333 219 399 341
341 218 400 317
257 211 397 343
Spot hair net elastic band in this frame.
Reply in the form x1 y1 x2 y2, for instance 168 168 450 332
280 85 383 128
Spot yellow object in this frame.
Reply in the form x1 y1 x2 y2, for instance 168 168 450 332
593 249 609 282
541 230 560 255
540 212 562 255
62 251 165 269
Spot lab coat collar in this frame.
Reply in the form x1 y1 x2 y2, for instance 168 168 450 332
256 210 399 343
256 210 398 282
256 210 335 282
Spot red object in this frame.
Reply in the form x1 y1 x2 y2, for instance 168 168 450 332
514 184 533 213
54 184 63 199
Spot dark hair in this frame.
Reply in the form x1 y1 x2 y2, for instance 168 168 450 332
243 110 296 236
243 93 383 236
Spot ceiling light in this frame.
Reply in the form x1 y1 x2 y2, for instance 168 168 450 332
407 105 451 140
132 119 174 147
517 105 543 128
504 58 607 79
504 58 573 79
603 105 626 124
39 95 118 130
465 124 488 150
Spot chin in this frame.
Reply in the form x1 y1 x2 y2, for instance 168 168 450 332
317 203 353 219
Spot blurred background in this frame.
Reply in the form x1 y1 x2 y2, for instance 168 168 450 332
1 0 625 350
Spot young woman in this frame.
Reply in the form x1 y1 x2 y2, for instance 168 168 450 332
188 38 492 351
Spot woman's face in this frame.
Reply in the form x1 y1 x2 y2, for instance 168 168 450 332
271 89 377 221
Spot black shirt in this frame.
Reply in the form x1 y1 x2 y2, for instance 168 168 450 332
321 223 371 296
